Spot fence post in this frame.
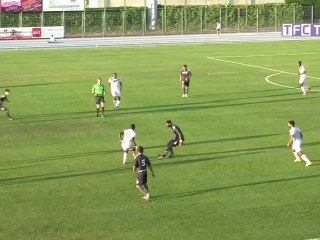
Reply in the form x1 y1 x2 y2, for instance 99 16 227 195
256 7 259 32
274 4 277 32
41 11 44 27
184 0 187 33
293 5 295 23
225 4 228 30
0 12 2 28
238 7 240 32
19 12 22 27
200 7 203 34
164 0 167 34
82 9 86 37
103 8 106 37
311 5 314 23
123 0 126 36
245 5 248 29
181 7 184 34
62 11 65 33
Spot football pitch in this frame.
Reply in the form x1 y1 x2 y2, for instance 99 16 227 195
0 40 319 240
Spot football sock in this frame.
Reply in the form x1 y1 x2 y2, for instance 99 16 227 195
113 100 116 107
136 185 147 194
301 154 311 164
293 152 300 160
96 108 99 116
301 87 306 94
102 107 104 115
116 100 120 107
123 152 128 164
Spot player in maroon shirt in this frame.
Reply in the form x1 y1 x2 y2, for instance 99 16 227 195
180 64 192 97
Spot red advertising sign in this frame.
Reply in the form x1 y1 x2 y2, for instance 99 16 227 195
32 27 41 37
1 0 42 12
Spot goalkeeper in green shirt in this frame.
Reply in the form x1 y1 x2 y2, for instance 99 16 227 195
92 78 106 118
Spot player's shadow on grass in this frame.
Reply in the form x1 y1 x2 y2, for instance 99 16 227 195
108 95 319 118
0 149 119 166
159 174 320 200
0 166 130 187
11 92 318 124
1 80 88 89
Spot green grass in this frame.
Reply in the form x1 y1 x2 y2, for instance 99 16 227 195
0 41 320 240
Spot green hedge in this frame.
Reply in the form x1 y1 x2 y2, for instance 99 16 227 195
0 4 304 33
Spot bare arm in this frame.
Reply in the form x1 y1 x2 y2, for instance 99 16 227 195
148 165 155 177
119 131 124 142
287 135 293 146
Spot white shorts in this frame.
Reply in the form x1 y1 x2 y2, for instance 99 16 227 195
299 75 306 85
121 142 135 152
111 90 121 97
292 139 302 153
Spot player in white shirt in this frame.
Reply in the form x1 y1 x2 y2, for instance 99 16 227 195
48 35 57 43
119 124 136 165
287 120 312 167
216 22 221 37
108 73 122 109
297 61 311 96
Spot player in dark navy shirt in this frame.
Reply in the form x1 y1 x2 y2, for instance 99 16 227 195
158 120 185 159
133 146 155 201
0 89 13 120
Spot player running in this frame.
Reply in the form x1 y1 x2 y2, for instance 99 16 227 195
287 120 312 167
0 89 13 120
133 146 155 202
108 73 122 109
158 120 185 159
297 61 311 96
119 124 137 165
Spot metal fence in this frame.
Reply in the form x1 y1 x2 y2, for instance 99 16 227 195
0 4 319 37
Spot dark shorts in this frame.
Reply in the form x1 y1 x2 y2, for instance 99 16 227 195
0 103 6 111
167 138 179 148
182 80 190 87
136 171 147 186
95 96 105 104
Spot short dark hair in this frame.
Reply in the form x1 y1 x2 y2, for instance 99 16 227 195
131 123 135 130
136 146 144 153
298 61 302 65
4 89 10 92
183 64 187 68
288 120 295 126
165 120 172 124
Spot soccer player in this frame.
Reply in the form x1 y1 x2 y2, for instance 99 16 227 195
91 78 106 117
297 61 311 96
287 120 312 167
158 120 185 159
0 89 13 120
48 35 57 43
119 124 137 165
216 22 221 37
108 72 122 109
133 146 155 202
180 64 192 97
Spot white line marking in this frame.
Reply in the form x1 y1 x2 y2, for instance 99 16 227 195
206 57 320 80
213 52 320 58
207 56 319 91
265 73 297 89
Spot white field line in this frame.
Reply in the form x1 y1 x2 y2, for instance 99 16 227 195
206 56 319 91
265 73 297 89
213 52 320 58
